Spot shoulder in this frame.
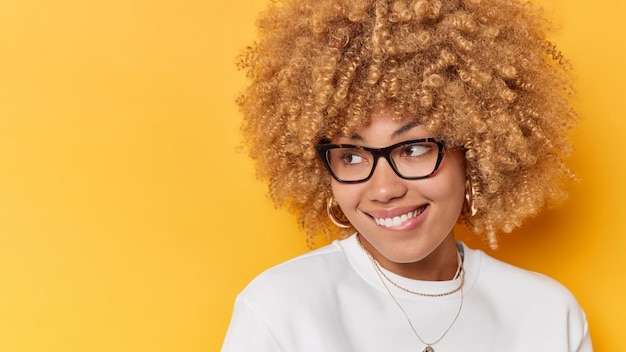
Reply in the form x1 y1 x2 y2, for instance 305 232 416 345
465 246 591 349
237 240 349 305
222 242 351 352
467 246 588 328
470 247 577 303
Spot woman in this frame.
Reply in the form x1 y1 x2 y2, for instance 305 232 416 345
223 0 592 350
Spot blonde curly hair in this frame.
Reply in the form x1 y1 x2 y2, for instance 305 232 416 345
237 0 576 249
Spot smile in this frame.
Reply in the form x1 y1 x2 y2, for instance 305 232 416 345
373 206 427 228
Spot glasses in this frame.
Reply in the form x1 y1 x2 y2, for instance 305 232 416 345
316 138 446 183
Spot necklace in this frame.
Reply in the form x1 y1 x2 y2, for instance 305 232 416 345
370 250 465 297
357 236 464 352
356 235 465 297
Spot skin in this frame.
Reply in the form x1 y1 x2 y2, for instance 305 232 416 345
331 109 467 281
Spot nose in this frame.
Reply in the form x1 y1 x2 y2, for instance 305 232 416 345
366 157 408 203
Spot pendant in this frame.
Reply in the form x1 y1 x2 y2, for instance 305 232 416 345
422 346 434 352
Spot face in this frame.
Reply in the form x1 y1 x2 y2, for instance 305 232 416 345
331 110 466 268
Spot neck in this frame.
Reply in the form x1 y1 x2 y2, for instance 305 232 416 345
357 234 459 281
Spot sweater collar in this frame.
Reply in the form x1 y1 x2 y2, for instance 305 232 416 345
339 233 480 300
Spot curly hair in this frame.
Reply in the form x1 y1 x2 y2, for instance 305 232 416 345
236 0 576 249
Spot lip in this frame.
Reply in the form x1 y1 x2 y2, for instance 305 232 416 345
366 204 429 231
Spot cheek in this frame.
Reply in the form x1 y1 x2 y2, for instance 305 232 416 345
331 181 347 203
418 178 464 205
421 152 466 203
331 181 361 211
446 154 468 207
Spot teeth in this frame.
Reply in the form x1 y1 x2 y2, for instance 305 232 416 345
374 207 425 228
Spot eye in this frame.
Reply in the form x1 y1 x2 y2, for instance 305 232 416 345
341 152 366 165
402 143 431 157
327 148 370 167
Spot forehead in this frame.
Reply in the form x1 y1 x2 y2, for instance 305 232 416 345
332 113 432 145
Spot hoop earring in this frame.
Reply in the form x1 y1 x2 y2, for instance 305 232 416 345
327 197 351 229
465 179 478 217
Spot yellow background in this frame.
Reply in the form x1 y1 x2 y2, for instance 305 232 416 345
0 0 623 350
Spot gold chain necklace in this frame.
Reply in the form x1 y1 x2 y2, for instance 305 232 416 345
356 235 465 297
357 236 464 352
370 250 464 297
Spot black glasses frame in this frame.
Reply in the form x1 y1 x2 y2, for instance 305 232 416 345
315 137 446 184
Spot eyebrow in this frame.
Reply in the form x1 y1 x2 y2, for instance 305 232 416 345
350 120 420 141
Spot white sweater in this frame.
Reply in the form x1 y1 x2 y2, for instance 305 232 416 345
222 235 592 351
